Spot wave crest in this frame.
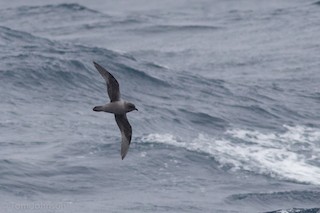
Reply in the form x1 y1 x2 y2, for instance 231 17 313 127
141 125 320 185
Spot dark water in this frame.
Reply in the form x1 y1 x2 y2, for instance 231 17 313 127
0 0 320 212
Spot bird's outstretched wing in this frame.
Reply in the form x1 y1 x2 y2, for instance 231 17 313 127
93 61 120 102
115 114 132 160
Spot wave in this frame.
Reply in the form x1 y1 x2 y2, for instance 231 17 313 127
313 1 320 6
112 63 170 87
227 190 320 203
264 208 320 213
0 3 108 40
228 191 320 213
0 158 98 196
0 26 168 93
178 109 227 130
141 125 320 185
0 25 51 45
231 104 280 119
133 24 222 34
4 3 99 15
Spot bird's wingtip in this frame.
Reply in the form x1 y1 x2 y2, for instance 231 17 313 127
121 150 128 160
93 61 102 70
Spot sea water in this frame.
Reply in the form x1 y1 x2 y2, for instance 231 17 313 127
0 0 320 212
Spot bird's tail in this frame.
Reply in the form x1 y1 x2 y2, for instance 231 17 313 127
93 106 104 112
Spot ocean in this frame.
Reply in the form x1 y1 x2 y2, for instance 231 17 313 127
0 0 320 212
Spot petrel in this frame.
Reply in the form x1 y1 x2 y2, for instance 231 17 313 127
92 61 138 160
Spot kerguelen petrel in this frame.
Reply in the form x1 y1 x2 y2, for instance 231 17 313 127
92 61 138 160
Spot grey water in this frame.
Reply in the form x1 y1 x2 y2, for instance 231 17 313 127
0 0 320 212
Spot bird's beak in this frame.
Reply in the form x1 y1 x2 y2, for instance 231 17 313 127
135 108 138 111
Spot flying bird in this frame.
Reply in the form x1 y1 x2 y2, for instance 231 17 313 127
92 61 138 160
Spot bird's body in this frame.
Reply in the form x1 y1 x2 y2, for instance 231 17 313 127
93 100 129 114
92 62 137 160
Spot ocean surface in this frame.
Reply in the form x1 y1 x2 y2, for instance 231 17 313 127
0 0 320 212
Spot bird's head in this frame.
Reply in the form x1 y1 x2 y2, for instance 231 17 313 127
126 102 138 112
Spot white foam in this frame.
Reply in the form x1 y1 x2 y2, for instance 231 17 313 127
141 126 320 185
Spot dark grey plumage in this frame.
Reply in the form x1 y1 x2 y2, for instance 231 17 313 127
93 61 137 160
93 61 120 102
115 114 132 159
